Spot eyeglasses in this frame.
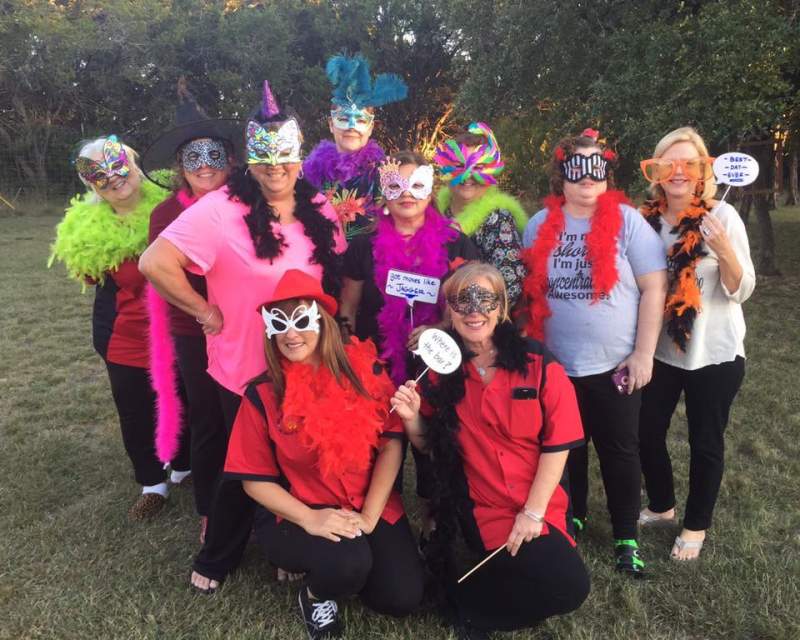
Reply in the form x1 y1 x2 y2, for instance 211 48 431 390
640 157 714 184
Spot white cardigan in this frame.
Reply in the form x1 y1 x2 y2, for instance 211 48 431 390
654 202 756 371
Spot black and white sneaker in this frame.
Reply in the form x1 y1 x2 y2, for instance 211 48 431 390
298 587 342 639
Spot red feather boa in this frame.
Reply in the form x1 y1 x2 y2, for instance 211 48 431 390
280 338 398 479
522 190 628 340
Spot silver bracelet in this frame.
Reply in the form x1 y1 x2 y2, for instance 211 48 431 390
521 509 544 523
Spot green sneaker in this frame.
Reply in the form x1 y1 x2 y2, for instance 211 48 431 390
572 516 586 540
614 539 646 578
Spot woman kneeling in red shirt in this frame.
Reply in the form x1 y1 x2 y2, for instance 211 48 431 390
224 269 423 639
392 262 590 638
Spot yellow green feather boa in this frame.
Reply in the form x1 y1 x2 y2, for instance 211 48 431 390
48 179 169 286
436 186 528 237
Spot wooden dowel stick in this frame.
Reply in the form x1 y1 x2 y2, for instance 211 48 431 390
389 366 430 414
457 546 506 583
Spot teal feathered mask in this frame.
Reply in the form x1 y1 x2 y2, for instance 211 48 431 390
325 54 408 109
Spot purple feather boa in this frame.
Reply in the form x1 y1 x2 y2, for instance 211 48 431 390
303 139 385 189
373 205 459 385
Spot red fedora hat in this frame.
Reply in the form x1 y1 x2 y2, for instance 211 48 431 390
261 269 338 316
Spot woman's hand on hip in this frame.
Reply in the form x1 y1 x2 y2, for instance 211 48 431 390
301 508 362 542
198 305 224 335
505 512 544 557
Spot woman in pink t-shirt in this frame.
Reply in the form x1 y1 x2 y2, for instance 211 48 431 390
139 81 346 593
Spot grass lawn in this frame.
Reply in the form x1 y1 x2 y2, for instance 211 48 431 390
1 205 798 640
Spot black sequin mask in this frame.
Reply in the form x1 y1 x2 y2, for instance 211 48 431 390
447 283 500 316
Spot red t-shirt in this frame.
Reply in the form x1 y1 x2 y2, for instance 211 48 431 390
224 363 405 524
449 352 584 550
92 258 150 368
148 191 206 337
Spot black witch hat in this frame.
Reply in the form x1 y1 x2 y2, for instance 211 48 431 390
142 78 244 177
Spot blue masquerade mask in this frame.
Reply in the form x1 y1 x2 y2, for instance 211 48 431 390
180 139 228 172
330 104 375 133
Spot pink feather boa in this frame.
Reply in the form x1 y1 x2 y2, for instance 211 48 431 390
372 205 459 385
146 283 184 463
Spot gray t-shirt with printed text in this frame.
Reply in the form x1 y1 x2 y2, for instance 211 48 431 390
523 204 666 377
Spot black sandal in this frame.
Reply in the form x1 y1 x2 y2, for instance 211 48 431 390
190 571 223 595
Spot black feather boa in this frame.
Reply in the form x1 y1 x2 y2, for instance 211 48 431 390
421 321 533 581
227 168 342 298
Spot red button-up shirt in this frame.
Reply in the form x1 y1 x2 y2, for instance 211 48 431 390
453 355 584 550
224 381 405 524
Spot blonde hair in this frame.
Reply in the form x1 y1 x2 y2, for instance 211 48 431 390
262 298 369 402
76 137 143 202
648 126 717 201
442 262 510 323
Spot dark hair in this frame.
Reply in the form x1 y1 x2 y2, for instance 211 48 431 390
454 131 484 148
549 134 617 195
390 149 427 166
227 106 339 299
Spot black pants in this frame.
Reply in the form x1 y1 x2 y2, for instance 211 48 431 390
105 361 190 486
568 370 642 540
193 385 256 581
454 528 590 632
265 515 424 616
639 357 745 531
173 335 226 516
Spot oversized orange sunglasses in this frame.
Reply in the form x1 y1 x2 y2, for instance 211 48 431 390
640 157 715 184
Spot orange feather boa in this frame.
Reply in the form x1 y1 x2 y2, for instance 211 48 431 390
640 195 708 351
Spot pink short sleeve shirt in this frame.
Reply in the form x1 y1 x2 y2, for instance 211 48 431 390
160 187 346 394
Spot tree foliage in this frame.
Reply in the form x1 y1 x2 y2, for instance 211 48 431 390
1 0 797 218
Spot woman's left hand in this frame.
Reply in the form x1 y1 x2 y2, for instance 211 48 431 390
505 512 544 557
616 350 653 394
347 511 379 536
700 213 733 257
407 324 433 350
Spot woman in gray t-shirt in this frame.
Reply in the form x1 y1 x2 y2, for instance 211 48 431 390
522 129 667 577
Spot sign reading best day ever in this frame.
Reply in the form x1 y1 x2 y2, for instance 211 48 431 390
385 269 441 305
713 152 759 187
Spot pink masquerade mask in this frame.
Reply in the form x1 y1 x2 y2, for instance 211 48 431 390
75 135 131 189
378 163 434 201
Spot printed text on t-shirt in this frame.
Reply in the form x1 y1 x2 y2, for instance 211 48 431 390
548 232 610 301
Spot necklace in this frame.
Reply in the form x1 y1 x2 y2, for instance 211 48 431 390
473 348 496 377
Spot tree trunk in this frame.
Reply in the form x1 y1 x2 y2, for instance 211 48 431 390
739 194 752 225
787 149 799 206
754 194 781 276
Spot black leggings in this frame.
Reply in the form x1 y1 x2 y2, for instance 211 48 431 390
639 357 745 531
193 386 256 581
568 370 642 540
453 528 590 632
173 335 226 516
265 515 424 616
105 361 190 486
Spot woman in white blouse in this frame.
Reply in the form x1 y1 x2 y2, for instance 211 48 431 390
637 127 755 560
